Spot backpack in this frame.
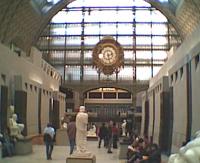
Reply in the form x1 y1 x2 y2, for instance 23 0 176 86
43 133 52 142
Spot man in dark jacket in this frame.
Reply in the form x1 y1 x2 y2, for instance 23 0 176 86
107 120 113 153
98 122 107 148
67 117 76 155
140 143 161 163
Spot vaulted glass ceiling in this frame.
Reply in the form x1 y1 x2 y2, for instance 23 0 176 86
37 0 181 82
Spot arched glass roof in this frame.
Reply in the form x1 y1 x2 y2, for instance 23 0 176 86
37 0 181 81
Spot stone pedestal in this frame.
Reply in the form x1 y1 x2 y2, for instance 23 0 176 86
118 140 129 159
87 135 98 141
15 138 32 155
56 128 69 146
66 154 96 163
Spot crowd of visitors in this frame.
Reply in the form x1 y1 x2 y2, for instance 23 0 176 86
97 120 120 153
96 119 161 163
42 116 162 163
127 135 161 163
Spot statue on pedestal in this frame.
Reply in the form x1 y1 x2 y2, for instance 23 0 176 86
121 119 127 136
73 106 91 157
8 105 24 139
168 130 200 163
87 123 97 137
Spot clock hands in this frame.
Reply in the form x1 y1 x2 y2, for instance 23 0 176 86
100 46 117 65
92 36 124 75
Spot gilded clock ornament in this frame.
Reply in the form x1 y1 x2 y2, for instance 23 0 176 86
92 36 124 75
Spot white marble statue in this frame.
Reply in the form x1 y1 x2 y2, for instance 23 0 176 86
168 130 200 163
74 106 91 156
60 116 68 129
87 123 97 137
8 105 24 139
121 119 127 136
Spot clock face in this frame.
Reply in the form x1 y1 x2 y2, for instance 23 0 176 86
92 36 124 75
99 46 117 65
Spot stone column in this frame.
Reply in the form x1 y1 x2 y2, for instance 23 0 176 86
79 92 84 106
74 91 80 111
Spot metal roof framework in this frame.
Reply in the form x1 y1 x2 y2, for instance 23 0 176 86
0 0 200 54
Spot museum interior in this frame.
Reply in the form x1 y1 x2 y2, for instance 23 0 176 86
0 0 200 163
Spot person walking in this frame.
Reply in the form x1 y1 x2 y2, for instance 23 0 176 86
43 123 55 160
67 117 76 155
98 122 107 148
107 120 113 153
112 122 119 149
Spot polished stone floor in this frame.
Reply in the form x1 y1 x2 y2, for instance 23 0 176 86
1 141 168 163
1 141 126 163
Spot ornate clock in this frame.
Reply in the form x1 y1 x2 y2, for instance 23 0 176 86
92 36 124 75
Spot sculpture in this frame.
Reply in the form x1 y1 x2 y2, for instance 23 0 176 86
60 116 68 129
74 106 91 156
8 105 24 139
91 123 96 134
121 119 127 136
168 130 200 163
87 123 97 137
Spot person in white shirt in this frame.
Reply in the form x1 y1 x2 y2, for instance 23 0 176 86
43 123 55 160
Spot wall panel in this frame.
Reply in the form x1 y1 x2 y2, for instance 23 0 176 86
0 85 8 133
153 89 161 144
171 66 187 152
26 85 39 135
40 91 50 131
148 92 154 139
59 96 66 121
141 93 146 136
52 100 60 129
14 90 27 136
191 55 200 136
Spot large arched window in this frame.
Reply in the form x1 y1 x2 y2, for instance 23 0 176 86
37 0 181 81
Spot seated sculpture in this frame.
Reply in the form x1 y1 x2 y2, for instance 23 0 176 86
168 130 200 163
8 105 24 139
87 123 97 137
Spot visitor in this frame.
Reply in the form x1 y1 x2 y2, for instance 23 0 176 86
67 116 76 155
107 120 113 153
112 122 119 149
43 123 55 160
98 122 107 148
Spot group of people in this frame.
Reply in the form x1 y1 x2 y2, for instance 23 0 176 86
0 128 15 158
127 135 161 163
43 116 78 160
43 117 76 160
43 105 161 162
98 120 119 153
44 105 90 160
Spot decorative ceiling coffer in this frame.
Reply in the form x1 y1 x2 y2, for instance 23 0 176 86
92 36 124 75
